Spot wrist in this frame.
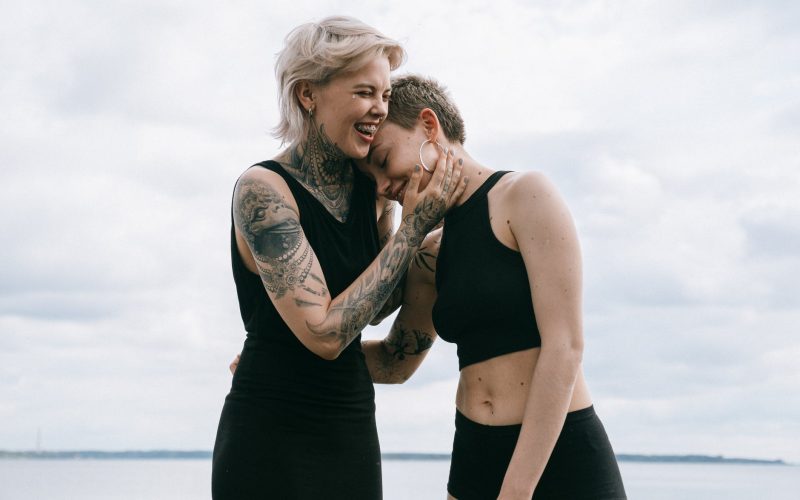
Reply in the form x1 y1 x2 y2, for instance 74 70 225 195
498 480 535 500
398 217 426 247
500 468 537 499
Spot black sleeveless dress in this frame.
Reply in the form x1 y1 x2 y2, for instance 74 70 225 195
212 160 382 499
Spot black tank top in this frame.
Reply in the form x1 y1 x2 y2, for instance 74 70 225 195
228 160 380 417
432 171 541 370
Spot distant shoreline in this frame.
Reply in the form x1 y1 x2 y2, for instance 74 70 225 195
0 450 790 465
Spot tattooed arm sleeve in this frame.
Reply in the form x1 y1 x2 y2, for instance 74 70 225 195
376 197 396 249
369 197 407 325
233 169 441 360
363 229 440 383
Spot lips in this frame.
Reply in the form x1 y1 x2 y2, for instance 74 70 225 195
390 180 408 204
354 122 378 139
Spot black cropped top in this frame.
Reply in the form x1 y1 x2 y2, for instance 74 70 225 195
431 171 541 370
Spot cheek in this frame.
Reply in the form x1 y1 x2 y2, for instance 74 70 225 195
418 171 434 191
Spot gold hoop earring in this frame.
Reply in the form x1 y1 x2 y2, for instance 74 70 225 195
418 139 446 173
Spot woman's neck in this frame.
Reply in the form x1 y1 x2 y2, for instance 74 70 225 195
451 151 494 207
278 121 355 221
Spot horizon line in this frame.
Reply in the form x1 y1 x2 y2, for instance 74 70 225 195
0 450 792 465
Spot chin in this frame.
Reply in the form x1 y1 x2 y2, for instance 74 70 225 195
346 143 369 160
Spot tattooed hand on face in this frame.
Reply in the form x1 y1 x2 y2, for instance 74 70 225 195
400 149 466 246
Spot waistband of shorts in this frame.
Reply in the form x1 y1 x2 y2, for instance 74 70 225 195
455 405 596 435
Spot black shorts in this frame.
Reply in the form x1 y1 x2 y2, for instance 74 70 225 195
447 406 626 499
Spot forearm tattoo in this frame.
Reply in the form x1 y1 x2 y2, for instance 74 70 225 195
370 322 433 382
370 274 406 325
306 225 422 351
235 179 327 299
284 122 354 222
378 202 394 249
384 321 434 360
400 196 447 247
307 197 446 350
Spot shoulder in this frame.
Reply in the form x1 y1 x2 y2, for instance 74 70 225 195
502 170 556 201
492 171 564 217
232 165 299 226
235 165 294 201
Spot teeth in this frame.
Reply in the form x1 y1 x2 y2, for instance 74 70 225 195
355 123 377 136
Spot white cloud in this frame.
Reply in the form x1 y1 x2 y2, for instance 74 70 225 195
1 0 799 464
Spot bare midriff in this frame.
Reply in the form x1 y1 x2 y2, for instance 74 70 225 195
455 348 593 425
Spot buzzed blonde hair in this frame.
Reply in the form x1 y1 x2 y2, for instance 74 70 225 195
273 16 406 145
386 74 466 144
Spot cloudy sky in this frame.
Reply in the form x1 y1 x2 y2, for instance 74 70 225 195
1 0 798 463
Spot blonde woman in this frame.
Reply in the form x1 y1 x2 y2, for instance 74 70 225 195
212 20 466 499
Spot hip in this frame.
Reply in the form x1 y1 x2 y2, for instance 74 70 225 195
448 406 626 499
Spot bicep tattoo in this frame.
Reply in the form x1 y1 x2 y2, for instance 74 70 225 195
236 179 327 299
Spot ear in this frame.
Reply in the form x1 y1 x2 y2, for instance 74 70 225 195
418 108 442 141
295 81 316 113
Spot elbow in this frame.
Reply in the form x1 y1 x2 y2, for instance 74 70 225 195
390 373 411 385
542 336 584 368
380 373 410 385
309 339 343 361
562 336 584 366
567 335 584 361
317 350 340 361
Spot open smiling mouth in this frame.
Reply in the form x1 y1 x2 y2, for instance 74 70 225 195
354 123 378 139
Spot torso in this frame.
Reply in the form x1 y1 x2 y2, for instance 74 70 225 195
432 171 593 425
457 348 592 425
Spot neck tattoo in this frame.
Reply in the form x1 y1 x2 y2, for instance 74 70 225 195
285 122 354 222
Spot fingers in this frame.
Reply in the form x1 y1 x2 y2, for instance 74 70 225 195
445 153 463 202
447 172 469 209
229 354 241 375
430 146 449 188
405 164 423 202
441 149 454 193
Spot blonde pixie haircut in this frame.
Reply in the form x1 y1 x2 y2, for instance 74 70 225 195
274 16 406 145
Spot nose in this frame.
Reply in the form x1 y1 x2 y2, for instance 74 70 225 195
373 97 388 121
375 175 392 197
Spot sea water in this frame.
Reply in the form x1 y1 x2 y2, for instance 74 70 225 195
0 459 798 499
